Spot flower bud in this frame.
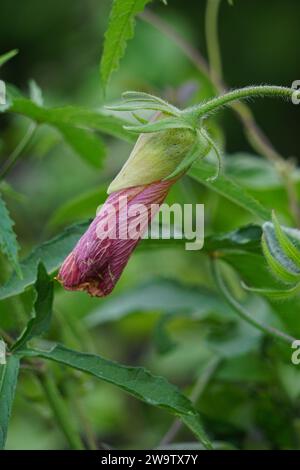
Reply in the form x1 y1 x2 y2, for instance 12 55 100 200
58 125 209 297
108 127 204 193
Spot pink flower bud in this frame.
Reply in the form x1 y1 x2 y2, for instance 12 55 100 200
57 179 175 297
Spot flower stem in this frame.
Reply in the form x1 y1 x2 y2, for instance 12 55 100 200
38 371 84 450
211 258 296 345
187 85 298 121
140 10 300 227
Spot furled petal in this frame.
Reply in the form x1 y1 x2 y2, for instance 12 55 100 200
57 179 175 296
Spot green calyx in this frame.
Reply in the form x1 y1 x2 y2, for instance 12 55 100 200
107 126 206 193
107 85 299 193
106 92 220 193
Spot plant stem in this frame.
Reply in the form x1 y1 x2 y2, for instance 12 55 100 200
38 371 84 450
140 10 300 227
211 258 296 345
187 85 297 120
0 122 36 180
205 0 223 85
140 10 211 79
159 357 221 446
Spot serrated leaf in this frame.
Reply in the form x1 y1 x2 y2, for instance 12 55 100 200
0 355 20 449
0 194 21 277
189 159 271 221
100 0 152 91
0 49 18 68
23 344 212 448
7 96 135 142
11 263 54 352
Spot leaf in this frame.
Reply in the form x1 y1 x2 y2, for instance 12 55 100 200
0 49 18 68
204 224 262 253
189 159 270 221
262 223 300 284
11 263 54 352
56 124 106 168
272 211 300 269
0 221 90 301
100 0 152 91
86 278 233 327
0 193 21 277
0 221 263 301
0 355 20 449
7 96 135 142
48 185 107 228
24 344 212 448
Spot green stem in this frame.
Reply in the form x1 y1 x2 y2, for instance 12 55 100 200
187 85 297 121
140 10 300 226
0 122 36 180
159 357 221 446
38 372 84 450
205 0 223 84
211 258 296 345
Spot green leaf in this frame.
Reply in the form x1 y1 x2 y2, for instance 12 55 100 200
86 278 233 327
11 263 54 352
262 223 300 284
272 211 300 269
0 221 263 301
100 0 152 91
0 355 20 449
204 224 262 253
0 193 21 277
0 49 18 68
189 159 270 221
0 221 89 301
24 344 212 448
48 185 107 228
7 96 135 142
56 124 106 168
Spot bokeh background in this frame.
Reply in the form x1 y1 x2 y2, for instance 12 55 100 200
1 0 300 450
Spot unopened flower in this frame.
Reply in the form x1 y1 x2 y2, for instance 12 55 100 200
57 125 208 297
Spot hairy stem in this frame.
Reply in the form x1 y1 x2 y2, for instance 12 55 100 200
140 10 300 226
188 85 297 120
211 258 296 345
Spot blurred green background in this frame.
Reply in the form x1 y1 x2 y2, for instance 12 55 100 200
1 0 300 450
